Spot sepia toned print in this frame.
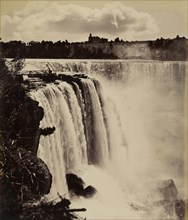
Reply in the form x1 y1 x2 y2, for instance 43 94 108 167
0 0 187 219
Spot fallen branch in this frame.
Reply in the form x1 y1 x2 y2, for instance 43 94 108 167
68 208 86 212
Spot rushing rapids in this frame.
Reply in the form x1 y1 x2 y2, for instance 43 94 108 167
21 59 186 83
29 59 186 219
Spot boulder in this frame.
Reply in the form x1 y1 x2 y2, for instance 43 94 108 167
66 173 85 196
82 185 97 198
66 173 97 198
40 126 56 136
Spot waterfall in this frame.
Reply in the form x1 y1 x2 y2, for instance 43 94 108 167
29 59 186 219
80 79 109 165
32 77 126 197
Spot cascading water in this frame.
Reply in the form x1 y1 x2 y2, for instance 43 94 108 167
30 59 186 219
32 76 127 198
80 79 109 166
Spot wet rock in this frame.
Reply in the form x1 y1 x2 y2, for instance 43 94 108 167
82 185 97 198
66 173 85 196
40 74 57 83
66 173 97 198
40 126 56 136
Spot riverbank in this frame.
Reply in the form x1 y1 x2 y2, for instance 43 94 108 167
1 37 187 61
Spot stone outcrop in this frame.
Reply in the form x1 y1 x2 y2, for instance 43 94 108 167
82 185 97 198
1 58 58 156
4 147 52 201
40 127 56 136
1 58 45 155
66 174 84 196
66 173 97 198
10 97 44 154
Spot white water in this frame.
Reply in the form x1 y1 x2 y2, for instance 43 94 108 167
30 59 187 219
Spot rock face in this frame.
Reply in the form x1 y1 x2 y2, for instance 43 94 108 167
5 147 52 201
10 98 44 154
66 173 97 198
1 58 45 155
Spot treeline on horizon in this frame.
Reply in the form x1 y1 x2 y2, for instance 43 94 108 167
0 35 187 59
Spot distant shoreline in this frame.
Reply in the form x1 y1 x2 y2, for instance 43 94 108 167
1 36 187 61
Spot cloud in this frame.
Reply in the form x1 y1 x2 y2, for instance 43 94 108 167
2 2 159 42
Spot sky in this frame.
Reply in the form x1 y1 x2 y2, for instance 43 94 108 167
0 0 187 42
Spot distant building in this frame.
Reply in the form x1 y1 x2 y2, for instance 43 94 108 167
88 34 108 43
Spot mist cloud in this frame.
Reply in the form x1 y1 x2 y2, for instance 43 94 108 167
2 2 159 42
